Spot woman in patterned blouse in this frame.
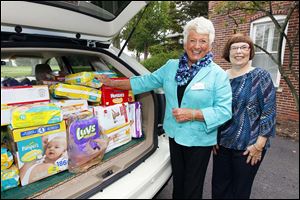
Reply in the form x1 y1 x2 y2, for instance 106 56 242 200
212 33 276 199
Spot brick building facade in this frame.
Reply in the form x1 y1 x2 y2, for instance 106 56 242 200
208 1 299 122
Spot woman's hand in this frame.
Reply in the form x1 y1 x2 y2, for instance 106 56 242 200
172 108 194 122
95 74 114 87
212 144 219 155
243 144 263 166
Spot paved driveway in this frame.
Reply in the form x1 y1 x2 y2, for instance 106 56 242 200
154 136 299 199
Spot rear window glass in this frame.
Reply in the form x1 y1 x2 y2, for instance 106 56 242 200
41 1 130 21
1 57 41 78
65 55 94 73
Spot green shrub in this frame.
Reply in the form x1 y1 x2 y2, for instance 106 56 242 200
141 50 183 72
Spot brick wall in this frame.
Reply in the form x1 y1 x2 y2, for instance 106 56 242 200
209 1 299 122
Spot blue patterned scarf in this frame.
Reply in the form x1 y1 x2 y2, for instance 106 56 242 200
175 52 213 86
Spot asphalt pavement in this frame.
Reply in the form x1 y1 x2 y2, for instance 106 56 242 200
154 136 299 199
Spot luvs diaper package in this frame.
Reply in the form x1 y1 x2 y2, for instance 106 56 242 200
8 121 68 186
66 111 108 173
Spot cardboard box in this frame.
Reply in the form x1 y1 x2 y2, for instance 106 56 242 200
8 121 68 186
1 105 16 126
103 123 131 153
1 85 50 106
52 99 88 119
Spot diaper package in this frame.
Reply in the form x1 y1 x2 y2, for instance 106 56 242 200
1 165 20 191
94 70 118 78
66 111 108 173
11 103 62 129
65 72 102 88
50 83 101 103
8 121 68 186
1 147 14 170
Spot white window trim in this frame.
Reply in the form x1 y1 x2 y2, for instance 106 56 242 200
250 15 288 88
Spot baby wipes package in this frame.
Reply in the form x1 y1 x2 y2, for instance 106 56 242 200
50 83 101 103
65 111 108 173
65 72 102 88
11 103 62 129
128 102 143 138
93 103 129 131
93 103 131 152
8 121 68 186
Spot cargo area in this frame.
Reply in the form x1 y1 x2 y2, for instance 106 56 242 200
1 47 158 198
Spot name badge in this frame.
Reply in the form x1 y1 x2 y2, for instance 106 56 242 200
191 82 205 90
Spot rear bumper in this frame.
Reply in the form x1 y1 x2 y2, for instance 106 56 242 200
89 134 171 199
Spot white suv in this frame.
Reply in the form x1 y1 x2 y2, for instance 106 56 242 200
1 1 171 199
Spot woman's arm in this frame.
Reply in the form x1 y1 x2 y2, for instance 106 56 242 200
96 75 131 90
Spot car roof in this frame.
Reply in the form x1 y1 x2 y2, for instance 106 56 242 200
1 1 147 43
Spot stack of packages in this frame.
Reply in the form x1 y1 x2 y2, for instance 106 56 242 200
48 71 111 173
0 69 143 189
1 86 69 186
94 77 143 153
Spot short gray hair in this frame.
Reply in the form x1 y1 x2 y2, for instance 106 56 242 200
183 17 215 46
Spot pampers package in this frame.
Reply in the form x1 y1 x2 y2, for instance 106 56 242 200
65 72 102 89
50 83 101 103
65 111 108 173
11 103 62 129
8 121 68 186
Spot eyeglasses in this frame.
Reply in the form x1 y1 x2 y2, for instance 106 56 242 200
189 39 208 46
230 45 250 52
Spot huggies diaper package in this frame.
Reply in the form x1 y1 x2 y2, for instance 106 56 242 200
8 121 68 186
11 103 62 129
65 111 108 173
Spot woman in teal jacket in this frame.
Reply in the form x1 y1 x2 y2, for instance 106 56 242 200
97 17 232 199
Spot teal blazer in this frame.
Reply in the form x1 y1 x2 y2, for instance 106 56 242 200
130 59 232 147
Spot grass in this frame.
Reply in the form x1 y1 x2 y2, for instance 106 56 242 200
1 66 33 78
1 66 60 78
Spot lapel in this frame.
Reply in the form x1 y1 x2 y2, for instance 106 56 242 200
185 65 212 93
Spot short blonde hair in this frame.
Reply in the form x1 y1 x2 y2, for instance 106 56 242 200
183 17 215 46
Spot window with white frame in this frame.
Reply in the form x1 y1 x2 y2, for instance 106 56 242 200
250 15 287 88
